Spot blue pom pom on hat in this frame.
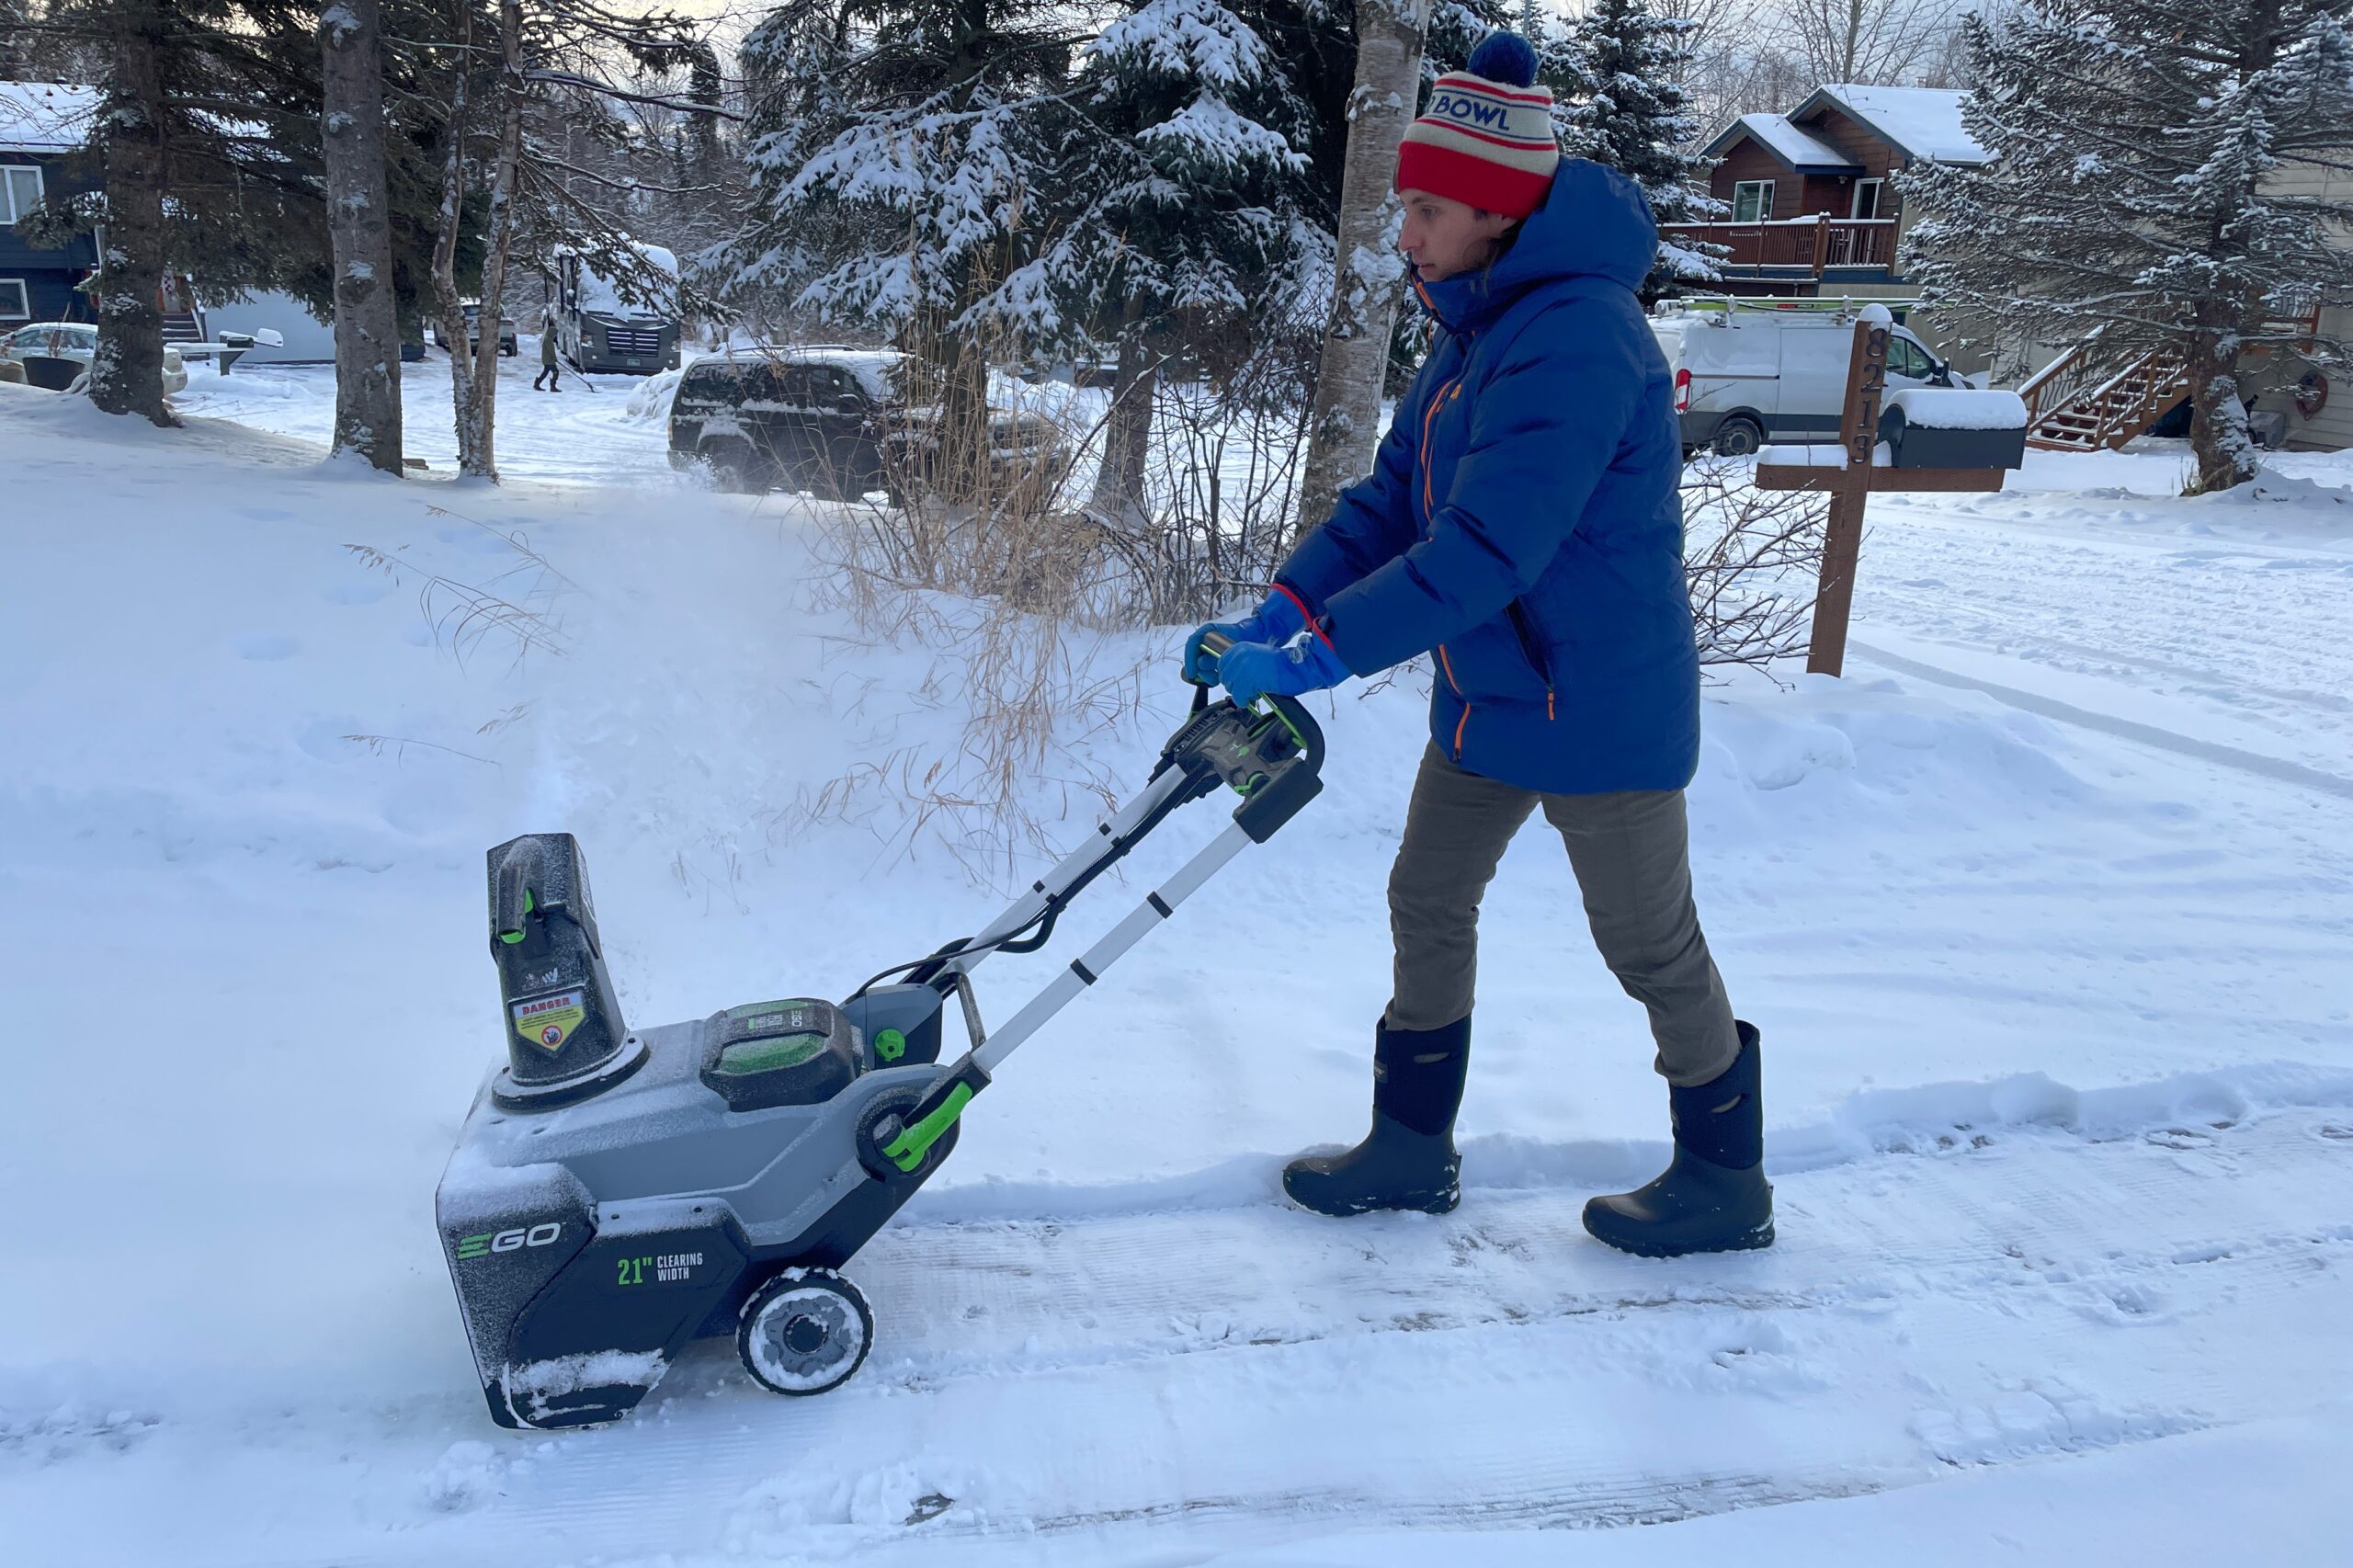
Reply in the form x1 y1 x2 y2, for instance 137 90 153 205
1396 31 1560 219
1465 28 1540 88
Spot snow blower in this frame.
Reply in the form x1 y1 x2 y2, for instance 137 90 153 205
436 644 1323 1429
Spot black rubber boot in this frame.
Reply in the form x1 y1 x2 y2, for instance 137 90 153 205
1583 1020 1773 1257
1283 1016 1469 1217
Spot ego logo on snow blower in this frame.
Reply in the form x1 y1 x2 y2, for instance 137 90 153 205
455 1223 563 1261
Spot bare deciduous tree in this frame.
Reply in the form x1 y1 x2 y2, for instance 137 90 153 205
320 0 403 472
1775 0 1959 86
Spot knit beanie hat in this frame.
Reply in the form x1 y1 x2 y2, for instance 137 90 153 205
1394 31 1561 220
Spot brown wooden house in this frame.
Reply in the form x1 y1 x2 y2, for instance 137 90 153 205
1671 85 1990 297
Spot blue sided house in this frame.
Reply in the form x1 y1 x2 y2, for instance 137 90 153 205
0 82 102 328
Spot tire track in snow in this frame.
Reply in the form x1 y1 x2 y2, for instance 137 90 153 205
21 1102 2342 1568
1849 640 2353 802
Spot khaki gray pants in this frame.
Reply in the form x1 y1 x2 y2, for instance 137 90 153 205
1388 744 1740 1085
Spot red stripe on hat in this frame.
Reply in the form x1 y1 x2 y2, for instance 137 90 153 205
1395 140 1554 219
1431 72 1555 106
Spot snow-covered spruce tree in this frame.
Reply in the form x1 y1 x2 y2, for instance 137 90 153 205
728 0 1077 498
1902 0 2353 494
1056 0 1326 522
20 0 332 425
1512 0 1593 138
1563 0 1720 298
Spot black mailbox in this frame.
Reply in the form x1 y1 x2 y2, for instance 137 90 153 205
1880 390 2029 470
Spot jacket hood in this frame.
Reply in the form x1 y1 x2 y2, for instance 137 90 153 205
1416 158 1658 333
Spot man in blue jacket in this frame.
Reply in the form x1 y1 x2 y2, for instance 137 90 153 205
1189 32 1769 1257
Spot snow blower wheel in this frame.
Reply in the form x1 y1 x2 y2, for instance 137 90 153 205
738 1269 873 1396
437 658 1324 1428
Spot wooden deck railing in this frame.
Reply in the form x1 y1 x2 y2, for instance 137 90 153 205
1663 217 1898 277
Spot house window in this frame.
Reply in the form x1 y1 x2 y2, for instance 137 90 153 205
1733 179 1776 223
1851 178 1886 220
0 165 43 224
0 279 28 322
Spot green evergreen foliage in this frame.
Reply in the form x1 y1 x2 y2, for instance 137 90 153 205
1903 0 2353 492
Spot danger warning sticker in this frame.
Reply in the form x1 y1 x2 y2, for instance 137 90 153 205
512 989 586 1053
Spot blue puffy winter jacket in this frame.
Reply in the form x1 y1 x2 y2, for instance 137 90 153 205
1276 159 1698 795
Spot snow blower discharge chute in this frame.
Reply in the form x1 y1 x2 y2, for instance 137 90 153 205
437 646 1323 1429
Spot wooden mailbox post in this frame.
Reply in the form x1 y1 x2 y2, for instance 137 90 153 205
1755 312 2007 676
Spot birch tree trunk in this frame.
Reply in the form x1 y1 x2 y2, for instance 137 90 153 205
456 0 525 481
1291 0 1428 548
320 0 404 472
88 0 172 426
428 8 482 473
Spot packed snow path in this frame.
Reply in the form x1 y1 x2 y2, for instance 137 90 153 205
2 384 2348 1563
12 1082 2351 1566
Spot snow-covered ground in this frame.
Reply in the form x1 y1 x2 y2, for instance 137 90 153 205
170 337 695 486
2 373 2348 1566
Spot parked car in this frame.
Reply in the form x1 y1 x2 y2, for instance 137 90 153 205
667 347 1072 502
431 301 517 357
1650 300 1959 457
1 322 188 395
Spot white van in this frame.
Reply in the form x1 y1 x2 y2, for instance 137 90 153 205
1651 299 1962 457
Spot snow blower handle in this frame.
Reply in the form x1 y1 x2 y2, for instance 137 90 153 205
1186 630 1324 784
872 651 1327 1176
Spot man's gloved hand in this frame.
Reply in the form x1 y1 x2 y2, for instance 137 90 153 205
1218 631 1349 709
1183 590 1306 686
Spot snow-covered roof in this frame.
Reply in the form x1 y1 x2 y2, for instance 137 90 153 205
1709 112 1861 174
0 82 99 155
1807 85 1989 166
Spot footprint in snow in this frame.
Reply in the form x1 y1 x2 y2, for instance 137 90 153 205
324 576 392 606
234 632 299 661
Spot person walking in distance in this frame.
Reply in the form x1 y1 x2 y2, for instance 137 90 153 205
1187 30 1770 1258
533 310 562 392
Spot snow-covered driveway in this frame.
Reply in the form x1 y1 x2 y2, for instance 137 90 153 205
2 382 2347 1565
1852 448 2353 792
171 341 685 487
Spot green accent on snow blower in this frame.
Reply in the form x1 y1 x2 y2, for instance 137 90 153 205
497 888 535 944
874 1028 907 1062
883 1084 973 1172
713 1031 830 1074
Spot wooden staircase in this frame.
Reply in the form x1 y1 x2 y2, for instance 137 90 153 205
2018 308 2323 451
2018 335 2187 451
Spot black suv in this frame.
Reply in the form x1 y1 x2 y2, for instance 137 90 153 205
666 347 1068 501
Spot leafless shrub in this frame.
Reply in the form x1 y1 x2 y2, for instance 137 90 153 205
341 733 500 767
1128 344 1320 624
1681 456 1827 676
782 303 1159 883
345 504 573 666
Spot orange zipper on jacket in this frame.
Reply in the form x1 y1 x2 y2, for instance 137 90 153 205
1417 378 1461 522
1436 644 1469 759
1408 293 1483 760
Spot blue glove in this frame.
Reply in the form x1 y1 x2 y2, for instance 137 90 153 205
1184 590 1306 686
1218 631 1349 709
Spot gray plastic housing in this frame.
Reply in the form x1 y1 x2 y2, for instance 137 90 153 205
435 982 951 1426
